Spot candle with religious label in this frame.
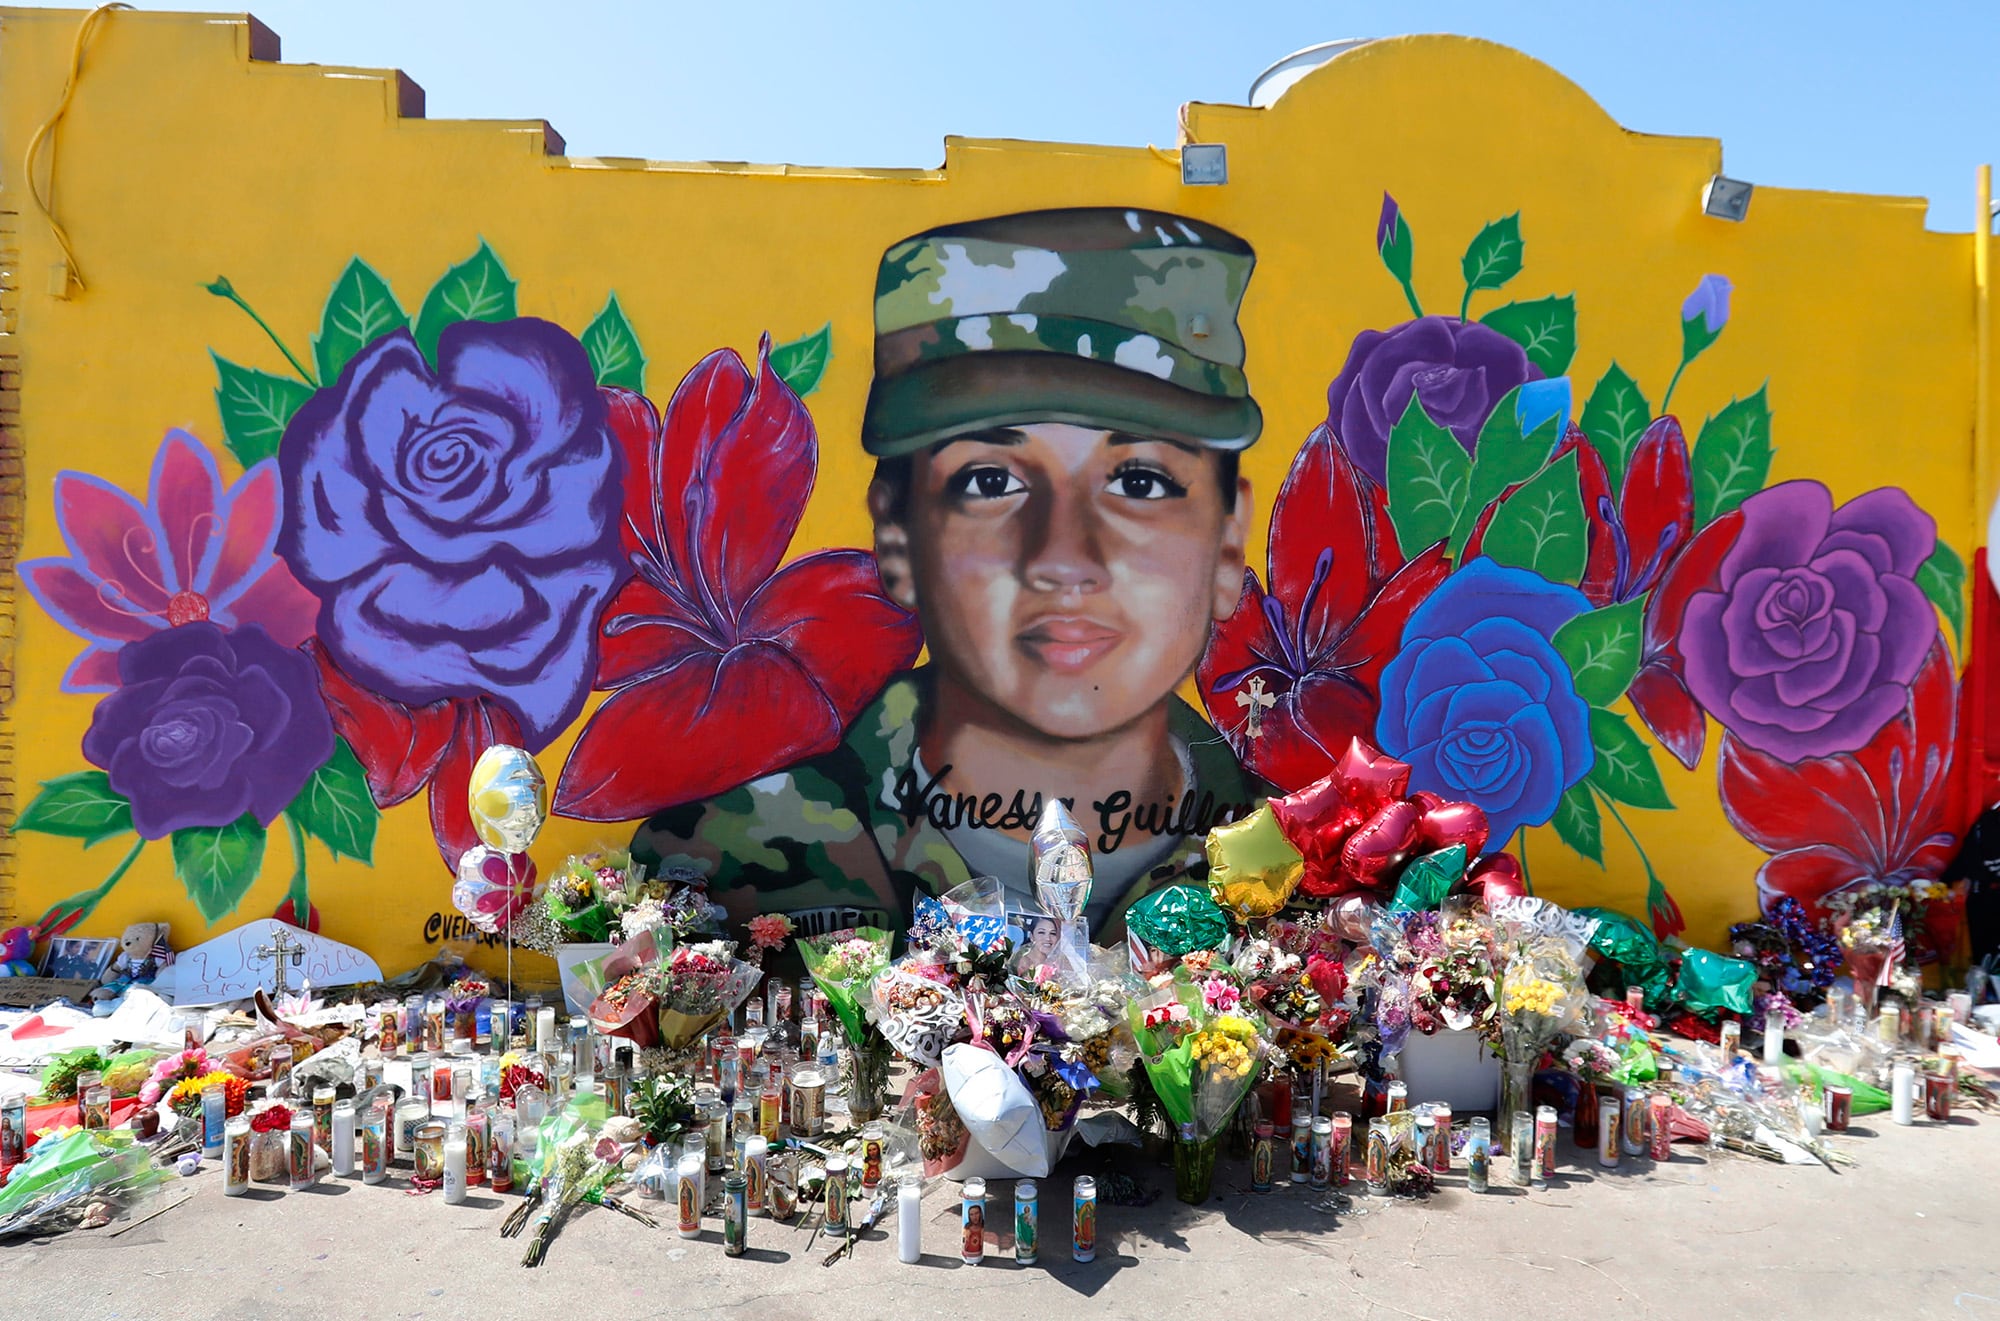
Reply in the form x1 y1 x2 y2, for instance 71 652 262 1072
1250 1122 1274 1193
824 1155 851 1238
1290 1106 1312 1182
1413 1112 1436 1182
1597 1095 1621 1168
1648 1094 1673 1161
768 1148 798 1222
1 1096 26 1172
1014 1177 1039 1263
1363 1117 1388 1191
1428 1103 1452 1173
1309 1116 1333 1188
1072 1175 1097 1263
361 1102 389 1184
413 1121 446 1189
1621 1087 1648 1157
1719 1018 1741 1060
487 1113 515 1193
270 1042 293 1096
760 1079 783 1144
677 1153 704 1238
743 1136 767 1215
723 1172 748 1256
1510 1112 1534 1186
224 1116 251 1195
1465 1116 1491 1192
860 1124 885 1192
1533 1106 1557 1186
1385 1080 1408 1112
81 1085 110 1132
464 1104 489 1186
289 1112 318 1190
960 1177 987 1265
201 1083 227 1157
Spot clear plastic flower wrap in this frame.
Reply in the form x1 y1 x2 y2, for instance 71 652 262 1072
870 961 967 1068
1126 968 1268 1142
799 927 893 1046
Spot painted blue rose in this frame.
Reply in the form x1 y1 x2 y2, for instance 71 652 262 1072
277 319 625 750
1376 557 1594 846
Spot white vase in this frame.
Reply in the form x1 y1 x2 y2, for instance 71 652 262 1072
1395 1026 1502 1112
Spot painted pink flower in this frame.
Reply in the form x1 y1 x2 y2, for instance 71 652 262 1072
747 912 794 952
24 431 318 691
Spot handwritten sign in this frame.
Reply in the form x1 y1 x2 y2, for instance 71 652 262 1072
149 920 382 1007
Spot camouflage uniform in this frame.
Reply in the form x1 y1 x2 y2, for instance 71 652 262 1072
631 207 1266 944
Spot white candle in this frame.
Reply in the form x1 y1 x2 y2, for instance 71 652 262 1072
897 1173 922 1263
443 1123 467 1204
1891 1062 1916 1126
330 1101 355 1176
1762 1009 1785 1065
535 1007 558 1058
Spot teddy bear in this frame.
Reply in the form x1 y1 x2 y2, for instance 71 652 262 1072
90 922 174 1011
0 926 33 976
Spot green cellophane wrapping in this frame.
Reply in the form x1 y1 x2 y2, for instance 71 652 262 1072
1126 886 1231 957
798 927 893 1045
1674 948 1757 1015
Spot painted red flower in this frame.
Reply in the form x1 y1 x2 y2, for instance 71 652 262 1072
1720 640 1963 921
553 338 922 820
1197 424 1449 792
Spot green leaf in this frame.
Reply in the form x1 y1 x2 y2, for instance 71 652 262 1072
1552 596 1646 707
1478 450 1587 586
1579 362 1651 492
1480 295 1576 376
1379 208 1414 285
1691 385 1772 526
1917 540 1967 652
284 739 379 864
413 240 517 364
1459 212 1523 308
1586 708 1674 810
1385 396 1471 557
1448 384 1561 555
582 294 646 392
1551 781 1603 866
172 815 268 925
1682 310 1723 365
770 323 832 397
313 257 408 385
210 353 313 468
15 771 133 846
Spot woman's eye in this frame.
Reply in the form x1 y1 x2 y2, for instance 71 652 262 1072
945 465 1027 501
1108 465 1187 501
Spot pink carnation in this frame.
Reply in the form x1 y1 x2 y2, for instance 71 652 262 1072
747 913 794 951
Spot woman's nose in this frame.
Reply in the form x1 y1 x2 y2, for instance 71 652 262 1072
1021 481 1105 594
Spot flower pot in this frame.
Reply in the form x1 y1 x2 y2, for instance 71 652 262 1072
1173 1132 1221 1205
1395 1026 1501 1112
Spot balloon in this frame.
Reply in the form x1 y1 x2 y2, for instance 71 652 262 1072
451 846 540 934
1462 852 1527 903
1414 798 1489 859
1205 804 1306 919
1328 893 1382 942
1126 884 1232 957
1337 798 1421 892
1334 738 1411 817
1270 774 1365 897
468 745 548 853
1389 845 1468 912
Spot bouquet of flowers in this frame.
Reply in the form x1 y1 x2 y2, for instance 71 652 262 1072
1832 897 1907 1013
138 1047 220 1107
799 928 893 1047
1730 897 1842 1006
165 1070 248 1118
907 879 1016 981
745 913 794 965
870 961 966 1068
1014 952 1139 1099
1127 966 1268 1202
544 847 658 945
589 933 758 1051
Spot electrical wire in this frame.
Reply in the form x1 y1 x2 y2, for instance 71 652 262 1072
21 3 132 294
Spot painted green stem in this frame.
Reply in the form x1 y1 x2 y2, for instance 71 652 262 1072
1515 829 1533 896
206 277 318 386
1595 789 1658 886
285 814 311 919
1660 355 1690 415
1458 284 1474 324
1400 278 1424 320
35 837 144 934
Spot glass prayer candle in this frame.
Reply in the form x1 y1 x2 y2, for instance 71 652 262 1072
224 1116 251 1195
412 1121 446 1188
289 1112 318 1190
330 1100 355 1176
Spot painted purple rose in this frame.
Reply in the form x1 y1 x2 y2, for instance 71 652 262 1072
1324 315 1543 486
277 319 625 750
82 622 335 838
1681 481 1936 762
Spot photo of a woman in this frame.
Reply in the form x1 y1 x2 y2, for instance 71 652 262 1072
634 207 1266 941
1013 915 1062 977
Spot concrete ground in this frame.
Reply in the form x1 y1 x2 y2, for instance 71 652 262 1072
2 1108 1996 1321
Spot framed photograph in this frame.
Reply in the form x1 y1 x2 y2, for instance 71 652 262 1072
1007 911 1061 978
42 936 117 981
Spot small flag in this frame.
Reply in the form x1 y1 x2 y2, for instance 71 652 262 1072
1876 906 1905 988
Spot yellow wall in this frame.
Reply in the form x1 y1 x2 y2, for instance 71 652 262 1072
0 9 1985 975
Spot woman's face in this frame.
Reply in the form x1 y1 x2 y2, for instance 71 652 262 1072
875 423 1250 741
1030 918 1059 956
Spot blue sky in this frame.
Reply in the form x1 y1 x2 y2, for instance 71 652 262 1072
53 0 2000 231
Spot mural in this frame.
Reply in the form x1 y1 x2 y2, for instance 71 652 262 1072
1 17 1983 970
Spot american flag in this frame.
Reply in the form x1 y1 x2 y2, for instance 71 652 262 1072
1876 905 1905 987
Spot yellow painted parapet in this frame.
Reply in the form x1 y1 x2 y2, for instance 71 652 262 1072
0 9 1985 979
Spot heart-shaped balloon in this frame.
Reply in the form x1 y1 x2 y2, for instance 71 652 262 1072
1337 798 1422 892
1416 798 1489 859
1462 852 1527 903
1273 775 1366 898
451 846 541 933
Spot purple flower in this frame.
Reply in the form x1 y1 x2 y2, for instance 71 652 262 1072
277 319 625 750
1324 316 1542 486
1682 274 1732 334
82 622 335 838
1376 558 1594 846
1681 481 1935 762
1376 193 1401 251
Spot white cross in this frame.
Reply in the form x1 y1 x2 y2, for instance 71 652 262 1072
1236 676 1277 740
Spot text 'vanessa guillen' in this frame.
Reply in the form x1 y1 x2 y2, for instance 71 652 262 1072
891 766 1251 854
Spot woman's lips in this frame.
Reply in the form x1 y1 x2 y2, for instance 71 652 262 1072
1016 617 1123 673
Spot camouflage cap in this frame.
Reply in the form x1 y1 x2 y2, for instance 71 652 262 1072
862 207 1262 457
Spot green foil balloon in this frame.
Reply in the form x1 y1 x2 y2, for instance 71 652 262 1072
1127 885 1232 957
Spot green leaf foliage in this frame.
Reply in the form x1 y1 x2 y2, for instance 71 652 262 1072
1579 362 1651 493
582 294 647 392
313 258 408 385
1916 540 1967 652
1552 596 1646 707
413 240 517 364
15 771 133 846
1691 386 1773 526
769 323 832 397
1480 295 1576 376
1460 213 1524 307
1479 450 1587 586
284 739 379 864
1449 384 1562 555
1585 709 1674 810
211 353 314 467
1551 781 1603 866
172 815 268 925
1385 396 1471 557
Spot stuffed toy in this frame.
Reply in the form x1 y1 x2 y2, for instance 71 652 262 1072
0 926 34 976
90 922 174 1010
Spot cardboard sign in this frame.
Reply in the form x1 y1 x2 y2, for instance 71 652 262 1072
148 920 381 1007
